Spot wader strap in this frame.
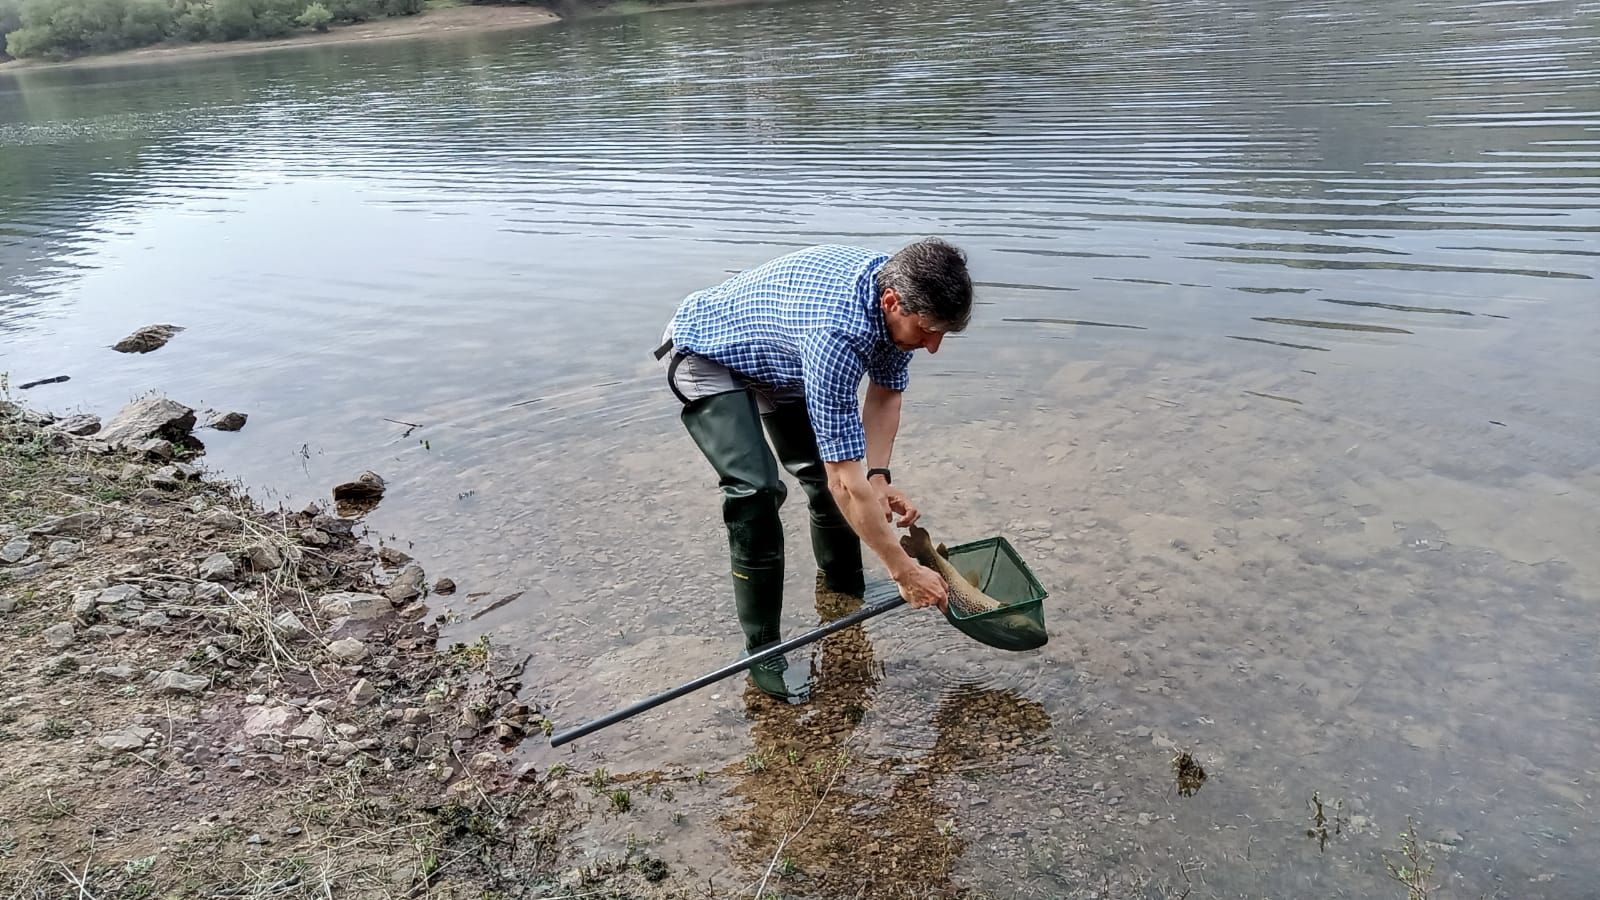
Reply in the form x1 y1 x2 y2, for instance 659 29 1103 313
666 352 692 406
652 338 675 361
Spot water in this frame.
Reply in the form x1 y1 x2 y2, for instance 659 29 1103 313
3 0 1598 895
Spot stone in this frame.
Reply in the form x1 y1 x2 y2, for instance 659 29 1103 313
7 561 47 580
95 665 140 682
203 411 248 431
433 578 456 595
171 462 202 480
42 623 76 650
348 678 377 706
378 546 412 567
241 706 299 738
135 439 175 461
199 553 235 582
146 467 182 490
99 397 196 448
45 540 80 563
402 708 429 725
0 595 17 614
1 536 32 564
112 324 184 354
317 592 387 621
51 414 101 437
328 638 367 663
153 670 210 695
273 611 308 638
246 543 283 572
29 512 101 536
201 508 241 530
97 726 156 753
331 471 385 516
193 582 224 602
385 564 425 604
291 713 329 741
136 611 170 629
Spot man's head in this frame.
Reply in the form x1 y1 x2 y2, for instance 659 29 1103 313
878 238 973 353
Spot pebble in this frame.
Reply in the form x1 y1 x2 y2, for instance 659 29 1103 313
348 678 377 706
49 541 83 565
153 670 210 694
42 623 76 650
327 638 367 663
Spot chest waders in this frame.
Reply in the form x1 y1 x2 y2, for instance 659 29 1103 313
679 389 865 703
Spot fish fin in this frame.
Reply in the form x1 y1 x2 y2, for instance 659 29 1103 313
936 543 950 560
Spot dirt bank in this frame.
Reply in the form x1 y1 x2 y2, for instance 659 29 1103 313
0 396 696 897
0 5 561 74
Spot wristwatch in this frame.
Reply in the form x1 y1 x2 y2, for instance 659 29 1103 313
867 467 892 484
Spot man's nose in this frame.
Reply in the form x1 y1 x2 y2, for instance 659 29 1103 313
924 332 944 354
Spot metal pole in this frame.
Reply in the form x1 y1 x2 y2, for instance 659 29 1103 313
549 592 906 748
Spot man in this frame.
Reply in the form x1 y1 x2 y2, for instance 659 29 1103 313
657 238 973 702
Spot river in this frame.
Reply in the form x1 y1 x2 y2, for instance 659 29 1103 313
2 0 1597 895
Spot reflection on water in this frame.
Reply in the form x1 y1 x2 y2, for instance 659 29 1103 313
2 0 1598 894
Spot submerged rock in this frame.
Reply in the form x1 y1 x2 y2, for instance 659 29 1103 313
203 410 248 432
332 471 385 517
112 324 184 354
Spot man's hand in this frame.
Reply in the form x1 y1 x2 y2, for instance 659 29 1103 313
874 483 920 527
893 560 948 609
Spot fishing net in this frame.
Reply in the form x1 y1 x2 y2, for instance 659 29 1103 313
940 536 1050 651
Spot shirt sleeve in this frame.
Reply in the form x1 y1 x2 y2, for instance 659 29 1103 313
866 346 911 392
799 329 868 462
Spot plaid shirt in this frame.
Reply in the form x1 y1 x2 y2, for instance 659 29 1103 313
669 245 913 462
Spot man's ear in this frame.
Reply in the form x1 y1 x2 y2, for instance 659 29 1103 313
881 288 901 315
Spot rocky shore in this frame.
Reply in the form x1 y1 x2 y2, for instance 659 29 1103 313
0 394 690 897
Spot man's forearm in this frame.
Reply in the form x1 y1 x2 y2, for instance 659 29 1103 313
863 384 903 471
826 460 914 576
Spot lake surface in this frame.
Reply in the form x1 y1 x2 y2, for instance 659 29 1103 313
3 0 1598 895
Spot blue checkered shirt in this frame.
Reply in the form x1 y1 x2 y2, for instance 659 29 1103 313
669 245 913 462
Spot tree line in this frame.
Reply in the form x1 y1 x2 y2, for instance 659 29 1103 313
0 0 433 60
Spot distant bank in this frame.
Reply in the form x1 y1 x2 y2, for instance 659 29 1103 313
0 1 764 73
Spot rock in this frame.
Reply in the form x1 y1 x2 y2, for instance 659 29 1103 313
95 665 139 682
332 471 385 516
470 751 499 774
246 543 283 572
1 536 31 564
147 467 181 490
42 623 76 650
99 397 196 448
378 546 412 567
402 708 429 725
172 462 202 480
49 413 102 436
7 561 46 580
241 706 300 738
433 578 456 595
97 726 156 752
203 411 248 431
0 595 17 614
318 591 388 621
82 624 125 640
45 540 80 563
385 564 425 604
201 508 241 530
135 438 175 461
193 582 224 602
153 670 210 694
348 678 377 706
112 324 184 353
291 713 329 741
136 611 170 629
29 512 101 536
199 553 235 582
1436 829 1464 846
328 638 367 663
273 611 308 638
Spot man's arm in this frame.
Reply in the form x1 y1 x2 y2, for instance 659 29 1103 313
863 383 901 472
825 460 946 607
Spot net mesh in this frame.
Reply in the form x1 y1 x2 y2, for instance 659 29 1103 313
939 537 1049 652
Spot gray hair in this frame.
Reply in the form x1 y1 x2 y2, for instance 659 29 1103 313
877 238 973 332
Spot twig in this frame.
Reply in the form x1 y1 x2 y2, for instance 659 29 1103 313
752 747 852 898
54 858 98 900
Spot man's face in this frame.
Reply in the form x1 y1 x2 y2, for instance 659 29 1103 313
882 289 948 353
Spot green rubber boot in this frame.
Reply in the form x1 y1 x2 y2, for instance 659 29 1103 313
763 402 865 597
681 389 812 703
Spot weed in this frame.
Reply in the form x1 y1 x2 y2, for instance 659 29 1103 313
745 753 768 774
587 768 609 791
548 762 569 778
1384 818 1436 900
40 718 75 740
609 790 631 813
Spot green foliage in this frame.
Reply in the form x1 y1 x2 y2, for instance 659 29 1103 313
295 0 328 30
2 0 418 58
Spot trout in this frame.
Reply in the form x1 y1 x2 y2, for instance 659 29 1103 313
900 525 1004 616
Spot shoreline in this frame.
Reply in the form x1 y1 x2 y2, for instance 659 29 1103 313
0 5 563 74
